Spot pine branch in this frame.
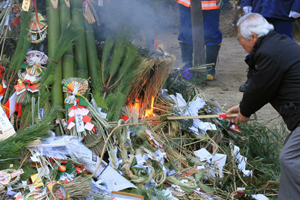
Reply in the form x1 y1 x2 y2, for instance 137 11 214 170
8 11 32 72
105 37 126 85
0 107 59 159
100 38 114 86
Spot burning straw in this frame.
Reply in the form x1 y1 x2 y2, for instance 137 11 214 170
127 54 175 118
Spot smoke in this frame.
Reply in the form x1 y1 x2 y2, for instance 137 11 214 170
96 0 178 49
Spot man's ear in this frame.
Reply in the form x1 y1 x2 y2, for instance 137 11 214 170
251 32 258 42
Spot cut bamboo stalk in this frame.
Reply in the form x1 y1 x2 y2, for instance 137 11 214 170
145 113 238 121
84 18 100 103
46 0 64 113
60 0 74 79
71 0 89 79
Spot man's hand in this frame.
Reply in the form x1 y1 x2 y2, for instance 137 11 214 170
243 6 252 14
223 104 250 124
289 11 300 18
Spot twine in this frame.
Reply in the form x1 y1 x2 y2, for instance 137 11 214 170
18 69 40 85
154 172 166 187
0 169 21 192
83 121 103 148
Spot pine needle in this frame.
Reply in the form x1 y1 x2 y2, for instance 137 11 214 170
0 106 59 160
8 11 32 72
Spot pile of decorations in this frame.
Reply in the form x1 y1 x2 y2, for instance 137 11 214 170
0 0 286 200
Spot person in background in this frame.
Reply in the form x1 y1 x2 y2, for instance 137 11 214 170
177 0 222 80
225 13 300 199
239 0 300 92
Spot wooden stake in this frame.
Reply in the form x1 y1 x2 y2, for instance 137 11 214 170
190 0 205 65
145 113 238 121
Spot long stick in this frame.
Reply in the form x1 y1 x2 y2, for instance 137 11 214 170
145 113 238 121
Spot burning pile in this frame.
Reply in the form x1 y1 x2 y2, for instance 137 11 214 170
0 1 285 200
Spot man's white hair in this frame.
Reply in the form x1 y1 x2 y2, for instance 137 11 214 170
237 13 274 40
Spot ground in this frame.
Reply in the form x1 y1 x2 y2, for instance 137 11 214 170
155 6 285 128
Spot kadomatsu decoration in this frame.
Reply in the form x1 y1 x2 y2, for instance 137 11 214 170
61 77 92 134
28 13 48 43
15 50 48 106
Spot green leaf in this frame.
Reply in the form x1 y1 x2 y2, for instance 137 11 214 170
78 96 88 107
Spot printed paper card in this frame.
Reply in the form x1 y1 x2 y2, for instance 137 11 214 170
75 112 85 132
67 122 75 130
68 110 75 117
0 107 16 141
0 107 14 131
84 122 94 131
80 108 89 116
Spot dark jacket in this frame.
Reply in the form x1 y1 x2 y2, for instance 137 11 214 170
240 0 300 22
240 31 300 131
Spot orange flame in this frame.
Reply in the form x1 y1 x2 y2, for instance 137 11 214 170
128 96 156 118
145 96 156 117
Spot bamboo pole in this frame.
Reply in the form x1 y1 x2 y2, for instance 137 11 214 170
145 113 238 121
71 0 89 79
60 0 74 79
84 18 101 103
46 0 64 112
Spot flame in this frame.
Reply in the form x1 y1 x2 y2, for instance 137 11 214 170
128 96 156 118
145 96 156 117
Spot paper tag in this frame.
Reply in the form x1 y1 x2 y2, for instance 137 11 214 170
80 108 89 116
0 106 14 133
84 122 94 131
11 169 24 178
68 110 75 117
38 108 44 120
22 0 30 11
67 122 75 130
75 110 85 132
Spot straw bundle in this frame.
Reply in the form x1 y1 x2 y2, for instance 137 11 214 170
127 54 176 116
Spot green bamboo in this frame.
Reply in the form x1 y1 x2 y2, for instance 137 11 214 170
71 0 89 79
60 0 74 79
84 18 102 105
46 0 64 114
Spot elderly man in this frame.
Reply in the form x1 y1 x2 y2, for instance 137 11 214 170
238 0 300 92
225 13 300 199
